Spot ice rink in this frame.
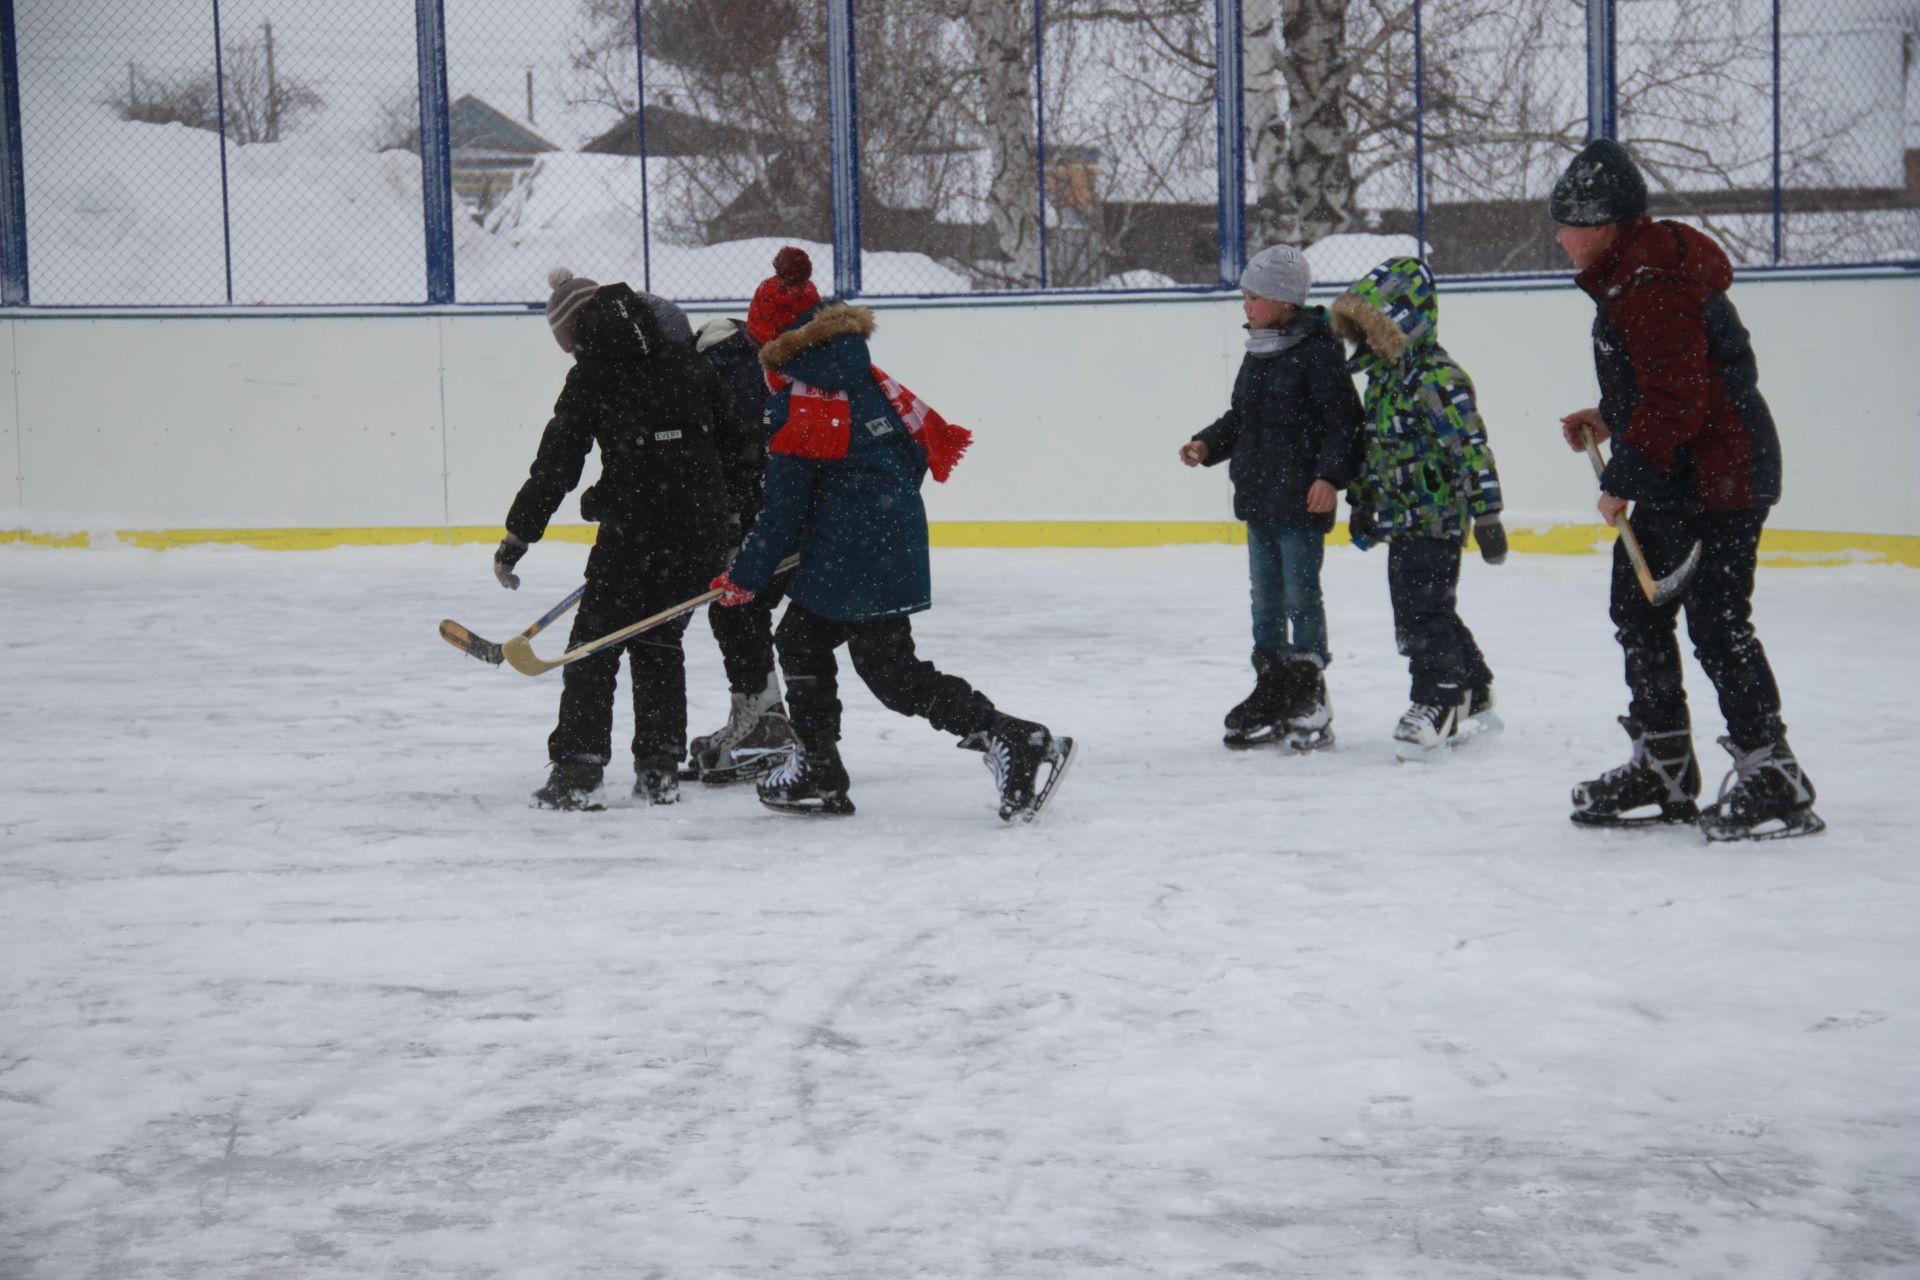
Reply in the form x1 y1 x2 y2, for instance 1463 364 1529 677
2 541 1916 1279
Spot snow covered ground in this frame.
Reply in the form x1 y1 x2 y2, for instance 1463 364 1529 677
1 542 1915 1279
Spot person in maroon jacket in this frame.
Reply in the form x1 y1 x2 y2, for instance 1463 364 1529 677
1550 138 1822 842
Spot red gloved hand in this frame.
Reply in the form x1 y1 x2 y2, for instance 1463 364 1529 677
711 572 755 607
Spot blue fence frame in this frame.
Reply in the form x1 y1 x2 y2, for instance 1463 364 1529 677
0 0 1911 308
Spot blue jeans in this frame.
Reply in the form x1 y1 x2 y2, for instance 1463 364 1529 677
1247 521 1328 663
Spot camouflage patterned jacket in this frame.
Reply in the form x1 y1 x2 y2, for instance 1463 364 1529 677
1330 257 1503 546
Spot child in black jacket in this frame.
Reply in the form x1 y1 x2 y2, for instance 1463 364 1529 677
492 269 749 810
1180 244 1363 751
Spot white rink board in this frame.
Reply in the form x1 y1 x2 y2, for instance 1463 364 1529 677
3 272 1916 537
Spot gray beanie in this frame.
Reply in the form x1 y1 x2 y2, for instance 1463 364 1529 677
1239 243 1311 306
546 267 600 353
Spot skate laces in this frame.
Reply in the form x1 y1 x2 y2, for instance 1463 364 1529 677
980 736 1012 793
1714 740 1776 808
764 744 804 788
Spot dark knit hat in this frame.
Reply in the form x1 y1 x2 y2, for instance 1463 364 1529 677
746 247 821 345
546 267 601 353
1549 138 1649 227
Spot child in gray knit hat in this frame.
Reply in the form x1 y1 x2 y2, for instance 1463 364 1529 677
1178 244 1363 752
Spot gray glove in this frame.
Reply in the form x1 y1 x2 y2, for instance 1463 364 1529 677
493 534 528 589
1474 514 1507 566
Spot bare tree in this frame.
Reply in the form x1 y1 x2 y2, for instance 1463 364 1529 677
106 29 322 146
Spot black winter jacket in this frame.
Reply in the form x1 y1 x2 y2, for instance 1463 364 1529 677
504 284 747 579
696 321 774 542
1192 308 1364 530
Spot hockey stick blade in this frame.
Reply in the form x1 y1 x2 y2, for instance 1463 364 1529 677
504 555 799 677
439 618 505 666
441 584 586 671
1647 539 1703 607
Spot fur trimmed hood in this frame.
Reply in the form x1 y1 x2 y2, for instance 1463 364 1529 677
1330 256 1439 363
760 301 877 372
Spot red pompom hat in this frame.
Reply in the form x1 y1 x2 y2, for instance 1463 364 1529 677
746 246 821 345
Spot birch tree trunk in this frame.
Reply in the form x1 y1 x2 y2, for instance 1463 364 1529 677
954 0 1044 285
1275 0 1360 244
1242 0 1289 246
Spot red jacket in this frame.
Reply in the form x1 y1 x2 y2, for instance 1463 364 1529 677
1577 219 1781 511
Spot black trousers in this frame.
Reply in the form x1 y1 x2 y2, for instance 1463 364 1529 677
1387 535 1493 704
1612 508 1782 751
705 576 787 696
548 548 713 767
774 603 997 749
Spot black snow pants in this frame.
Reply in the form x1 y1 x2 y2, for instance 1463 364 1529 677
1388 534 1493 705
773 603 997 750
549 543 718 767
705 576 787 696
1612 508 1782 751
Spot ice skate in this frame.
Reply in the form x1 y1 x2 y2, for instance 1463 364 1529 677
633 755 681 806
1697 736 1824 842
531 759 606 812
1222 650 1289 749
1570 716 1700 827
757 740 855 816
1278 657 1334 753
685 677 794 785
970 713 1077 823
1463 683 1503 736
1392 695 1467 760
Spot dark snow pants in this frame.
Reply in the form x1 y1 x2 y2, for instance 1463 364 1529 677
1388 535 1493 705
705 576 787 696
773 603 997 750
548 546 715 767
1612 508 1782 751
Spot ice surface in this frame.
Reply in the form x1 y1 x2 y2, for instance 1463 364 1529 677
1 543 1916 1279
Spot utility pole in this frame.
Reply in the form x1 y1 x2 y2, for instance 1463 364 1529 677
262 19 277 142
525 67 534 124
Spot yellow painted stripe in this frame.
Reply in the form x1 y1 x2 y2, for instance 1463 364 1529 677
4 522 1917 566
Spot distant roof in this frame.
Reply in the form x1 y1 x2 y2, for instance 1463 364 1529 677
582 106 777 159
449 95 558 156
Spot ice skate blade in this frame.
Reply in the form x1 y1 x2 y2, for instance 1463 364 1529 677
1700 808 1826 843
1003 737 1078 824
1570 805 1699 829
1223 724 1284 750
1393 715 1496 762
758 793 856 817
530 793 605 813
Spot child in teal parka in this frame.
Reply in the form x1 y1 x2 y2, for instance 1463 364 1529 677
1331 256 1508 758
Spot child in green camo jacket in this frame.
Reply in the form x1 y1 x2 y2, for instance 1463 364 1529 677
1331 256 1508 759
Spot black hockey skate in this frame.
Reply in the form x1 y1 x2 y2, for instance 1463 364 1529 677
969 713 1077 823
685 680 798 786
1464 684 1503 736
1223 649 1289 749
633 755 681 806
757 741 855 816
532 758 606 812
1697 736 1824 842
1570 716 1700 828
1278 657 1334 752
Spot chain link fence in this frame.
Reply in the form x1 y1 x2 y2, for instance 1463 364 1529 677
3 0 1915 307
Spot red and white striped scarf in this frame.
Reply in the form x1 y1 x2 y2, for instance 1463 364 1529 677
763 365 972 483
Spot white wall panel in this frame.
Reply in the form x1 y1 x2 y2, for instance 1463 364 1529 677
3 272 1915 538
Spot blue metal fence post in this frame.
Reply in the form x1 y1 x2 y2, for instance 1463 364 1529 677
1412 0 1426 260
825 0 861 297
0 0 28 304
1585 0 1617 141
415 0 456 304
1033 0 1049 288
631 0 652 293
1214 0 1245 287
1770 0 1782 264
211 0 235 303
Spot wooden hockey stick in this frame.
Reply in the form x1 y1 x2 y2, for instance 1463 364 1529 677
1580 426 1702 606
440 584 585 667
503 555 800 677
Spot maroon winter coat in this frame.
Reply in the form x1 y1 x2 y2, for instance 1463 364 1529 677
1578 218 1782 512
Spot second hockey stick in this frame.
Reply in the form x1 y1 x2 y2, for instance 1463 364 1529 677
1580 426 1701 606
440 584 586 667
503 555 800 677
